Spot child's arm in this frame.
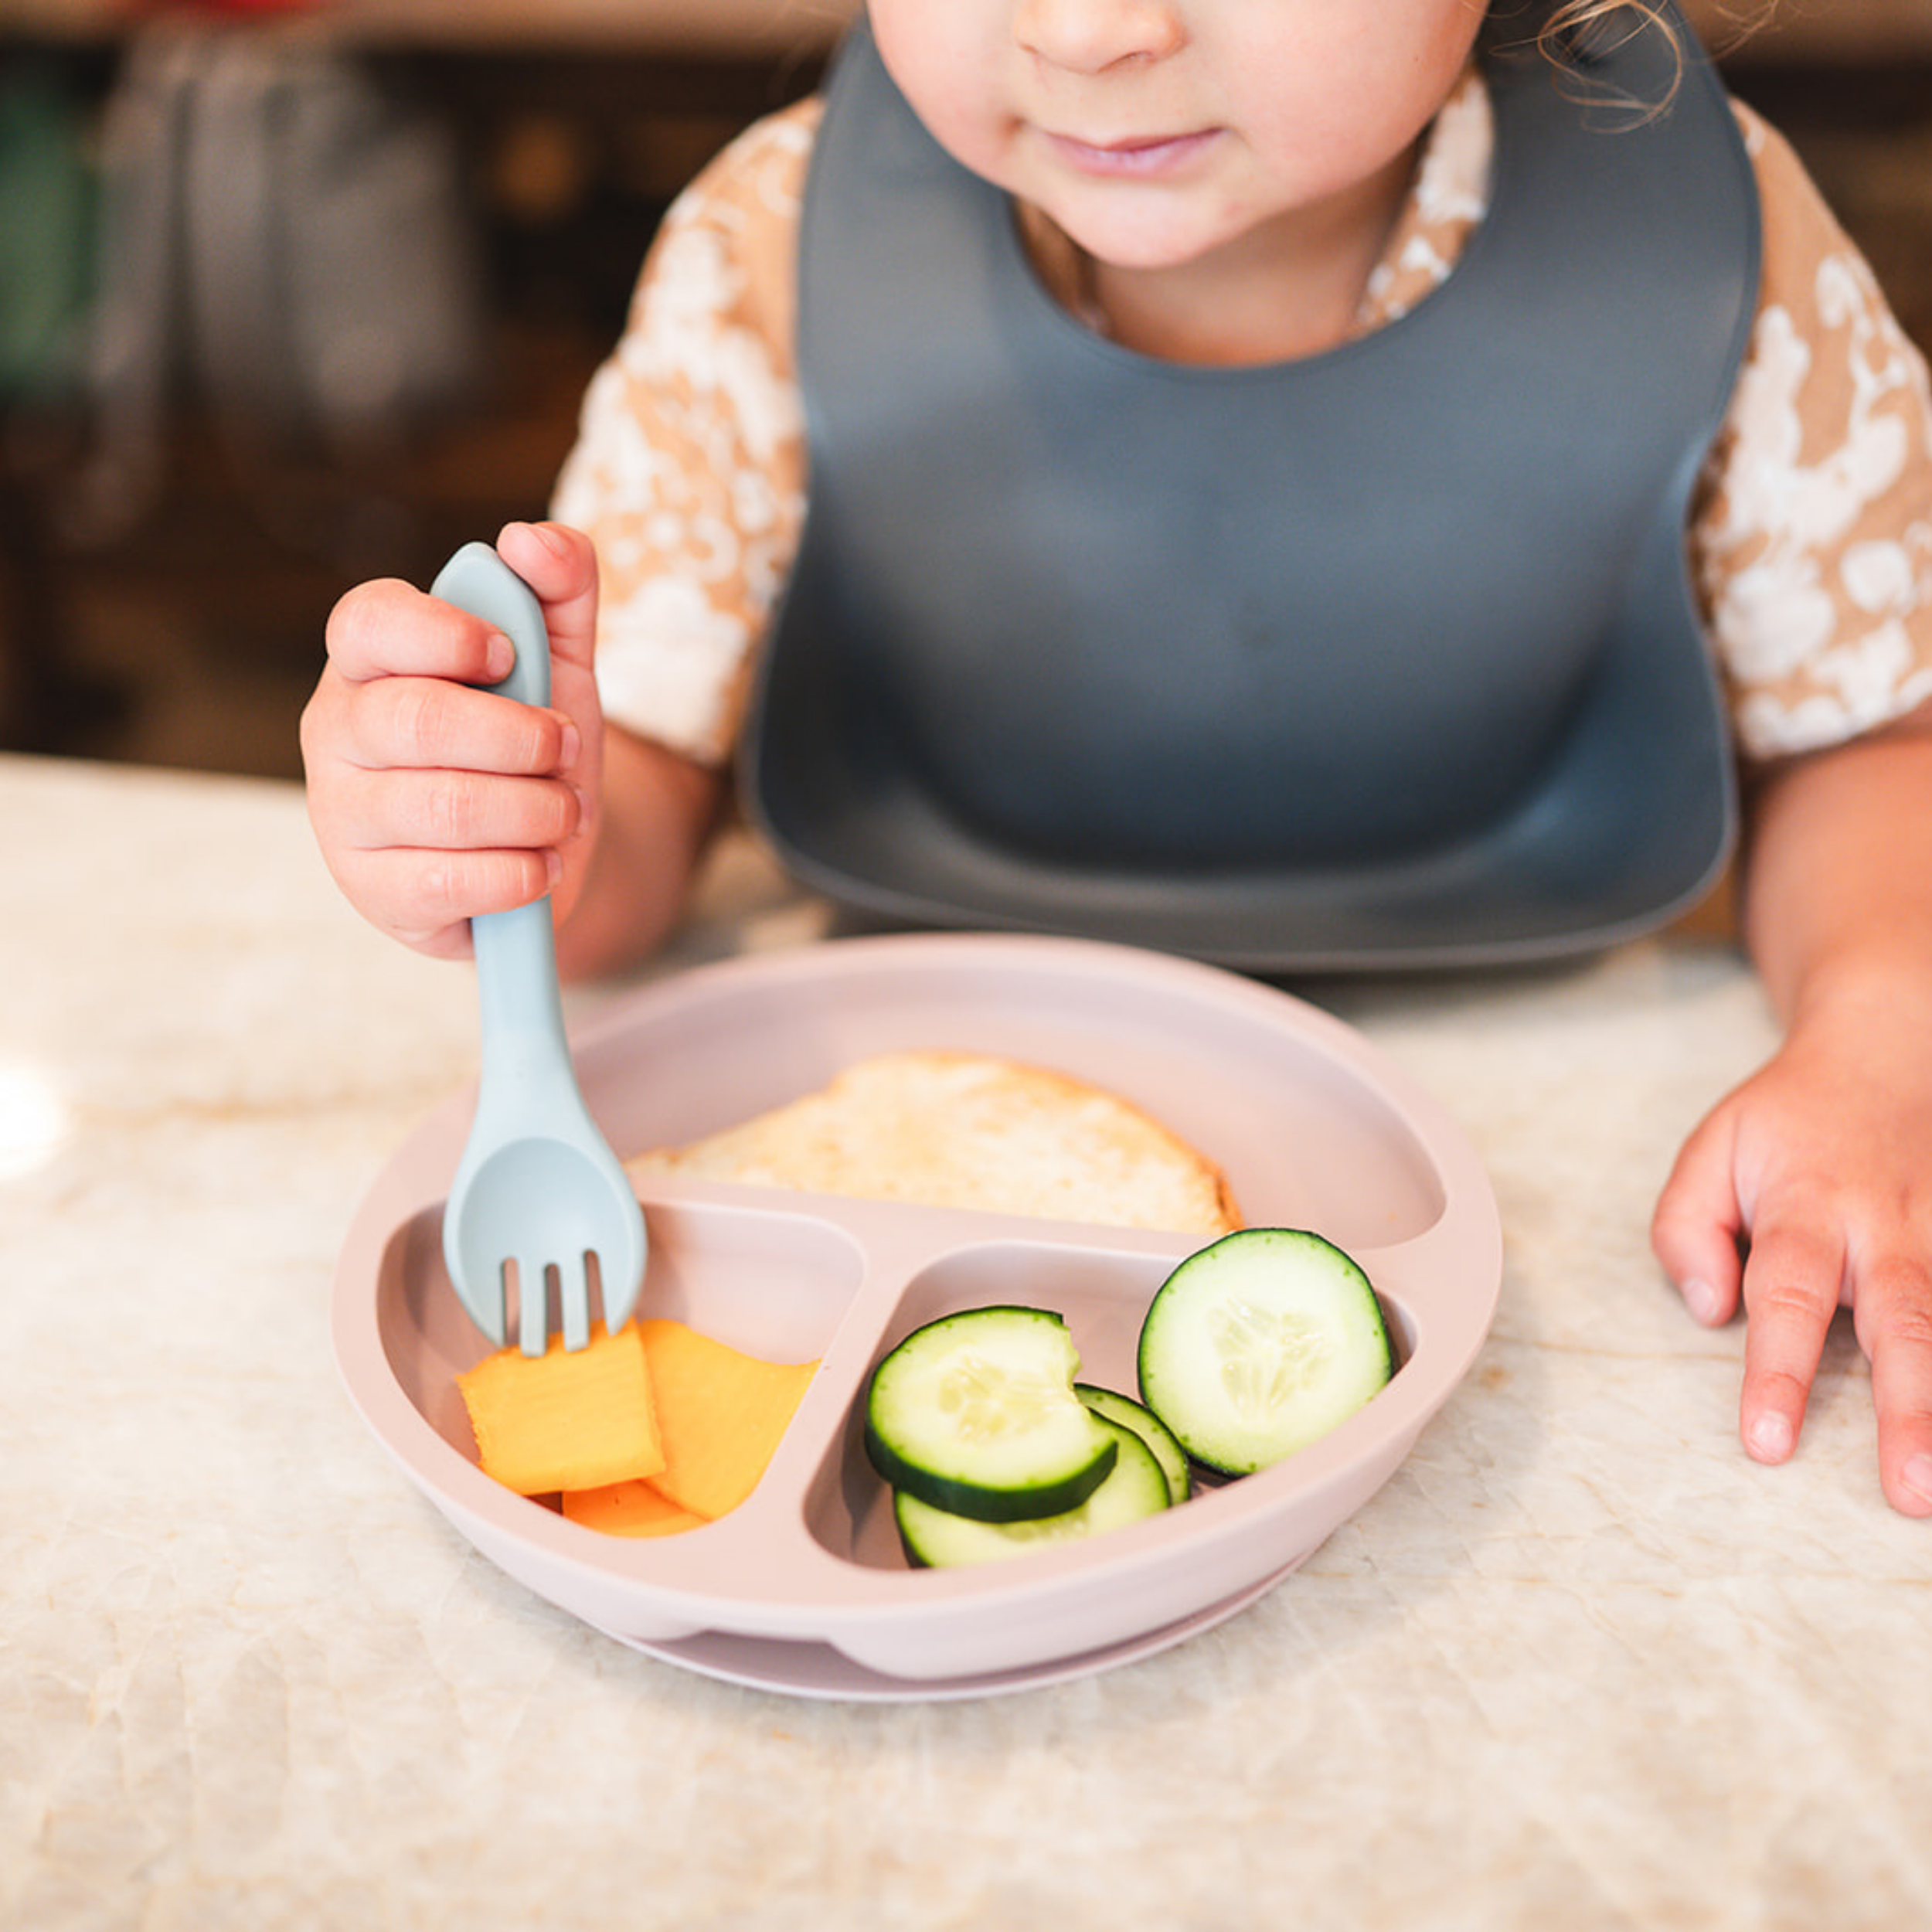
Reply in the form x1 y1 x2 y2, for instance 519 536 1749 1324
301 519 720 975
1651 704 1932 1517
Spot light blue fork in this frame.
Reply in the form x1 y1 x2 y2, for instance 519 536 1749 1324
431 543 647 1356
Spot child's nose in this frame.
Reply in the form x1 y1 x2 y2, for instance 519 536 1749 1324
1014 0 1185 75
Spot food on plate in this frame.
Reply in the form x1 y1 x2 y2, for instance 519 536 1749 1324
625 1049 1241 1235
634 1317 819 1519
893 1417 1172 1568
1137 1229 1394 1475
864 1306 1117 1524
560 1478 709 1539
457 1319 664 1496
1075 1383 1191 1506
457 1316 818 1532
862 1228 1393 1564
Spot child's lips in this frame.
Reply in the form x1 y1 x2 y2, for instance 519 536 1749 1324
1043 128 1220 178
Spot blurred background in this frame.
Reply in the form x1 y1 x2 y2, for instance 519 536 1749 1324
2 0 1929 784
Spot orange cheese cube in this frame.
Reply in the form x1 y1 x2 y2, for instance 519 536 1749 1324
560 1478 711 1538
638 1318 818 1519
457 1320 664 1495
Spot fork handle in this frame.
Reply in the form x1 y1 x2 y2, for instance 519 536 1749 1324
469 898 575 1115
428 543 574 1107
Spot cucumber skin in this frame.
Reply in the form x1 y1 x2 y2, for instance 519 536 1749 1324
865 1415 1117 1523
1074 1383 1191 1506
894 1420 1171 1569
862 1306 1118 1525
1137 1229 1394 1478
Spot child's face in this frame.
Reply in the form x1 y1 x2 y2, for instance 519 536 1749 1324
869 0 1486 274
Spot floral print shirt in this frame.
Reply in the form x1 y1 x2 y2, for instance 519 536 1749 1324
553 77 1932 769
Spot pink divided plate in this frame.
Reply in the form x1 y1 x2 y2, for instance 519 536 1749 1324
330 933 1502 1699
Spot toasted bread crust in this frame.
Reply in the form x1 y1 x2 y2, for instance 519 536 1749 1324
627 1049 1241 1235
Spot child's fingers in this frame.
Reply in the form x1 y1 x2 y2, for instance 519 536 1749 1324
1734 1215 1842 1466
325 577 513 688
304 679 583 949
1654 1036 1932 1516
342 844 563 957
304 529 604 963
1651 1107 1746 1328
338 675 580 781
494 520 600 676
1851 1254 1932 1518
327 763 583 862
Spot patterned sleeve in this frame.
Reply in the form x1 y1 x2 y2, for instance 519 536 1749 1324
1693 103 1932 760
550 101 819 767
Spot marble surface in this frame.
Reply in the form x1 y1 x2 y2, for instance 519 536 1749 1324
4 753 1929 1932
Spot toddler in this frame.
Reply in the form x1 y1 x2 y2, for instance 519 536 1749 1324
303 0 1932 1516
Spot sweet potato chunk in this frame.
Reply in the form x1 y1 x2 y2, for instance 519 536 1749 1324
457 1321 664 1496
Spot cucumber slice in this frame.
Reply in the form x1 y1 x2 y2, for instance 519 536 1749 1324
864 1306 1117 1523
1138 1229 1394 1476
893 1418 1171 1568
1075 1383 1191 1505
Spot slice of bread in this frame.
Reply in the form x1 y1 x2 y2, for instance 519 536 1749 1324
626 1049 1241 1236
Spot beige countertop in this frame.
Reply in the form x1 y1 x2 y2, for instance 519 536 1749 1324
5 752 1929 1930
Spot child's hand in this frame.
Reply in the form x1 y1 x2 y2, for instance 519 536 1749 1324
1651 987 1932 1519
301 522 604 961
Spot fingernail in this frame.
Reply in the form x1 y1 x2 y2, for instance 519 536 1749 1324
559 720 582 767
484 631 515 681
1748 1413 1794 1463
1682 1277 1722 1325
1903 1454 1932 1508
512 519 567 558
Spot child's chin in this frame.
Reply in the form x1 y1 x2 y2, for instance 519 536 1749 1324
1045 203 1233 278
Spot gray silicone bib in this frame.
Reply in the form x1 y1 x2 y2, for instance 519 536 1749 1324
744 3 1760 969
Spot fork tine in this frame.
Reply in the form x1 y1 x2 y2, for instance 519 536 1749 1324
516 1257 550 1358
559 1253 594 1354
484 1260 511 1351
594 1239 643 1335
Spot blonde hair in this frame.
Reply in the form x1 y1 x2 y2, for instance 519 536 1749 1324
1485 2 1674 61
1489 2 1771 114
1544 0 1774 47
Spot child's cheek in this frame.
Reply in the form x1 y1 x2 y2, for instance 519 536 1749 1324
867 5 1011 183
